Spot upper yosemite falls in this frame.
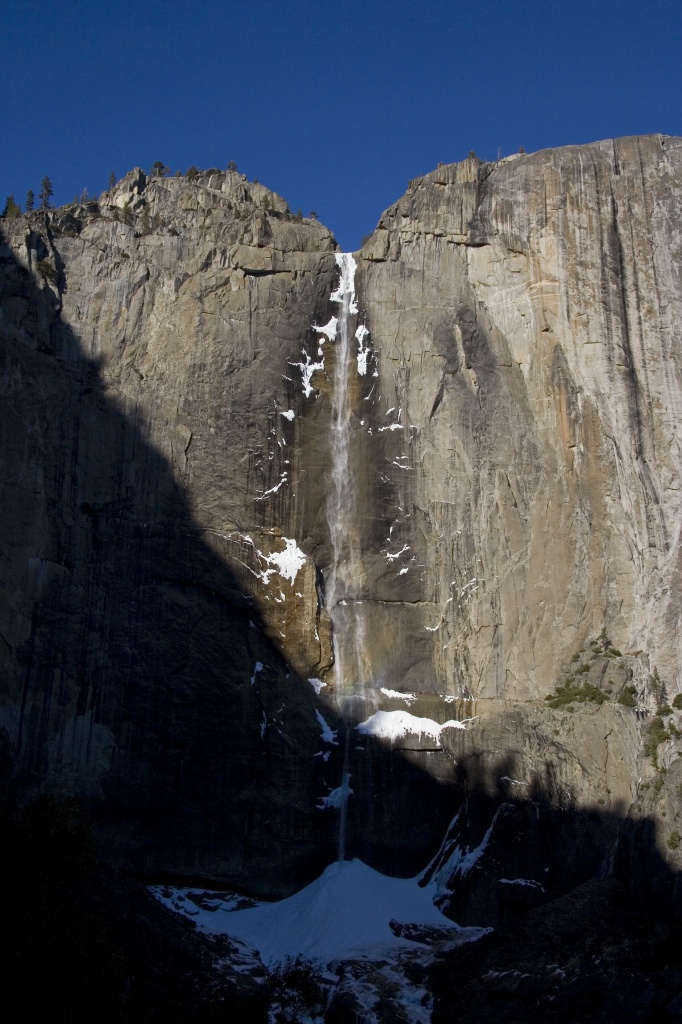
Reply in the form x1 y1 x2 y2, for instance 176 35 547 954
2 134 682 929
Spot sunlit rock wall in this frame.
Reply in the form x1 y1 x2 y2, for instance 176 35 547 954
356 135 682 701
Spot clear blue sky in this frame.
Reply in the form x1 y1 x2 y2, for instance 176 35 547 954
2 0 680 251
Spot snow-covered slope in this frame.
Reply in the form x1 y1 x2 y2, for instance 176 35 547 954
152 857 487 966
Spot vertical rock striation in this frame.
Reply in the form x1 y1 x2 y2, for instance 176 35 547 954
355 134 682 702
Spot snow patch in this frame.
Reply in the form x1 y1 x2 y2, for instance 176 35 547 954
280 409 295 421
250 662 264 686
256 472 288 500
355 324 370 375
331 252 358 313
208 858 483 966
499 878 544 891
380 688 417 705
312 316 338 341
356 710 468 744
149 885 260 922
315 710 338 746
318 784 352 811
292 350 325 397
308 677 327 695
259 538 306 585
429 807 503 897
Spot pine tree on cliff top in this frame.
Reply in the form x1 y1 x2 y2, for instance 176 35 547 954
39 176 54 210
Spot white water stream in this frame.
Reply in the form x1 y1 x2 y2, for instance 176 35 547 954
322 252 370 859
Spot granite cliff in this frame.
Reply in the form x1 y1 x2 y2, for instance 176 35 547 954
1 137 682 915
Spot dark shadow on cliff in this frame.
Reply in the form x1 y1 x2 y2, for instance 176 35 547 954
420 748 682 924
0 218 335 894
406 749 682 1021
0 219 465 896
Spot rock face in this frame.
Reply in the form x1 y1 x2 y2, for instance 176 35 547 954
355 134 682 702
0 169 347 893
1 138 682 898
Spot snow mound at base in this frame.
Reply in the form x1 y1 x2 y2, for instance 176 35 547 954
204 858 476 966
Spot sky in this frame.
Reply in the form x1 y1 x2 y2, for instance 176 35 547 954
2 0 681 251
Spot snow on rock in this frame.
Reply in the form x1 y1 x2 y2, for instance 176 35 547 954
315 710 338 745
259 538 306 585
356 710 467 745
355 324 370 375
250 662 264 686
292 350 325 397
256 472 288 500
207 858 480 966
308 677 327 695
312 316 338 342
149 885 260 921
425 806 504 905
331 252 358 313
279 409 295 421
318 784 352 811
499 878 545 891
380 688 417 705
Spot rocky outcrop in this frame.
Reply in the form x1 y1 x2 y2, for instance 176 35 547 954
1 138 681 895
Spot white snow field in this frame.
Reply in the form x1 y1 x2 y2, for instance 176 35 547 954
153 858 485 967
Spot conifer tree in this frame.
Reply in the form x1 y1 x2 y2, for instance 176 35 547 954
39 176 54 210
2 194 21 218
25 189 35 212
108 171 116 189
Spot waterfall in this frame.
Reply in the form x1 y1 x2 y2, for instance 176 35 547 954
321 252 370 860
325 253 368 694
